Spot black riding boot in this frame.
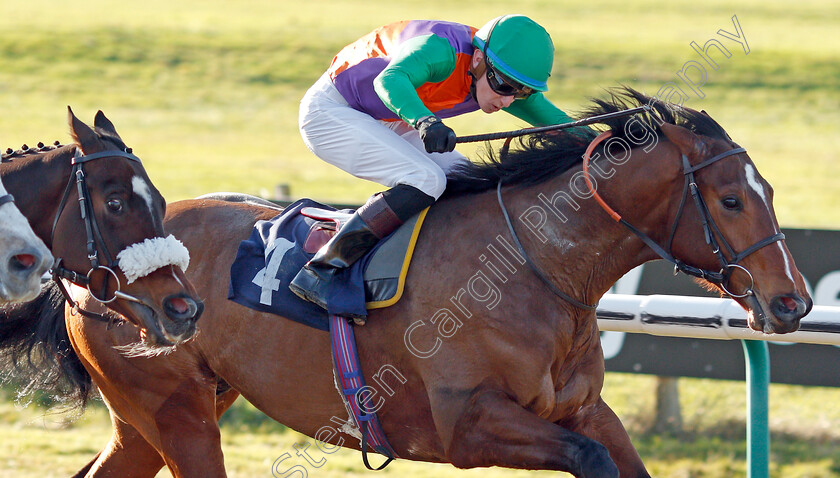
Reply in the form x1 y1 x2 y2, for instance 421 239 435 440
289 193 403 309
289 185 435 310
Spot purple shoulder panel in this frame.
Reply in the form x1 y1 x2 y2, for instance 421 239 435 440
436 97 480 119
333 57 400 121
398 20 475 55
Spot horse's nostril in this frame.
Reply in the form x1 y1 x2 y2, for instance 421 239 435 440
780 296 798 312
163 295 202 323
165 297 190 315
771 295 806 322
10 253 36 271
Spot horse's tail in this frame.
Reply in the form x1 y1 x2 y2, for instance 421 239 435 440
0 281 92 408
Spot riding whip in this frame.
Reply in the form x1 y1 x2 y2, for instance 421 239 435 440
456 105 651 144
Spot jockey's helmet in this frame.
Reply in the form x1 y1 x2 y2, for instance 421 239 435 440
472 15 555 93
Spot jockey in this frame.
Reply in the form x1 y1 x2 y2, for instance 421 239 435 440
291 14 580 309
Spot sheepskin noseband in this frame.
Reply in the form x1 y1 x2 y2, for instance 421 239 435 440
116 235 190 284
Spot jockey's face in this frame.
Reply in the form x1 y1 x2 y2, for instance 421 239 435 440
471 50 516 114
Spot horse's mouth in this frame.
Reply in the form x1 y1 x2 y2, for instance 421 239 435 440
743 292 807 335
123 300 180 347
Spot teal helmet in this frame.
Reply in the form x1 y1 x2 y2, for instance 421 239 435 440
472 15 555 92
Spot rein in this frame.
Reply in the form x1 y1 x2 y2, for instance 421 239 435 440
50 147 148 323
493 106 650 310
582 131 785 298
0 194 14 206
457 106 650 144
497 181 597 310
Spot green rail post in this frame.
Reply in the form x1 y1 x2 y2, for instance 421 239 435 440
742 339 770 478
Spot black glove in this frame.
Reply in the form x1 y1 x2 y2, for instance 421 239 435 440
417 116 456 153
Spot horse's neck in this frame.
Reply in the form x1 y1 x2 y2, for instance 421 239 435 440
503 146 677 307
1 147 74 244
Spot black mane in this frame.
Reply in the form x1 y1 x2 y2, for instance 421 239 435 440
444 86 732 196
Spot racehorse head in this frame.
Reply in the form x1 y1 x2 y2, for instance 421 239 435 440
586 90 812 334
0 109 203 346
0 176 53 303
655 116 812 333
448 87 811 335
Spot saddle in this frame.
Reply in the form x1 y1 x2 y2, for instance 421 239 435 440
227 199 428 329
300 206 427 309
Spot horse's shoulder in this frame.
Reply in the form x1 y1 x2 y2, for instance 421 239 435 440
166 198 279 229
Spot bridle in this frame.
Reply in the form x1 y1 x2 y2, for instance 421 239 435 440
496 129 785 311
582 131 785 299
50 147 148 323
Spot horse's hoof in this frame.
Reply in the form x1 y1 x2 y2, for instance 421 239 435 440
575 442 618 478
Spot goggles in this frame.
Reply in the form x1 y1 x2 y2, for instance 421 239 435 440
485 65 534 99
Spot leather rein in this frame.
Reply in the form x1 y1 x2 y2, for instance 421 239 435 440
49 148 148 324
496 131 785 310
581 131 784 298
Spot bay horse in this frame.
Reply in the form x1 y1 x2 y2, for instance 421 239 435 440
0 174 53 303
0 108 203 349
10 90 812 478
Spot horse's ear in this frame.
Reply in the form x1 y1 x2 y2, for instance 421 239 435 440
93 110 122 140
660 122 707 159
67 106 100 154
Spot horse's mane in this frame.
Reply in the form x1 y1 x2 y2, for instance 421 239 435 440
443 86 733 196
0 127 127 162
0 282 92 410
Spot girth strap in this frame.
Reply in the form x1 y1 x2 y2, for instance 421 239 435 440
329 314 397 470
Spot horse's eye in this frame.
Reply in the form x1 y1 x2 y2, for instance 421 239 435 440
721 196 742 211
107 198 124 212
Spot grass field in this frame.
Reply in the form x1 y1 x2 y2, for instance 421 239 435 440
1 0 839 476
5 375 840 478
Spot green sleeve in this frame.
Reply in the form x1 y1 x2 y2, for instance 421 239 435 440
373 34 458 127
502 93 575 126
504 93 591 138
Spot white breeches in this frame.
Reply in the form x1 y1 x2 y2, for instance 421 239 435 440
299 74 467 199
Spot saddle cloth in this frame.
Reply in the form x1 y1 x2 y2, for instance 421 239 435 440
227 198 427 330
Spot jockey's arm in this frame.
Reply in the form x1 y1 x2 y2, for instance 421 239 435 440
373 34 457 127
504 93 592 138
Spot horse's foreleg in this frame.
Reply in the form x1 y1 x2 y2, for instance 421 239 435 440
561 397 651 478
73 388 240 478
439 388 618 478
150 379 230 478
73 416 164 478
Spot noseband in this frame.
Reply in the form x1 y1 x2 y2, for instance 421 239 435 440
582 131 785 299
50 148 148 323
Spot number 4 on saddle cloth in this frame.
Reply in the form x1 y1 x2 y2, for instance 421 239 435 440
228 198 428 329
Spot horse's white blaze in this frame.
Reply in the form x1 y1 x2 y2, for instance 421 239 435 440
744 164 770 214
132 175 155 215
745 163 796 284
172 267 186 288
777 242 795 283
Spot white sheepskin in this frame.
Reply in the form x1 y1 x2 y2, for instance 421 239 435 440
116 235 190 284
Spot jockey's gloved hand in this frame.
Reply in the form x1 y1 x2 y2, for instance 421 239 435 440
417 116 457 153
